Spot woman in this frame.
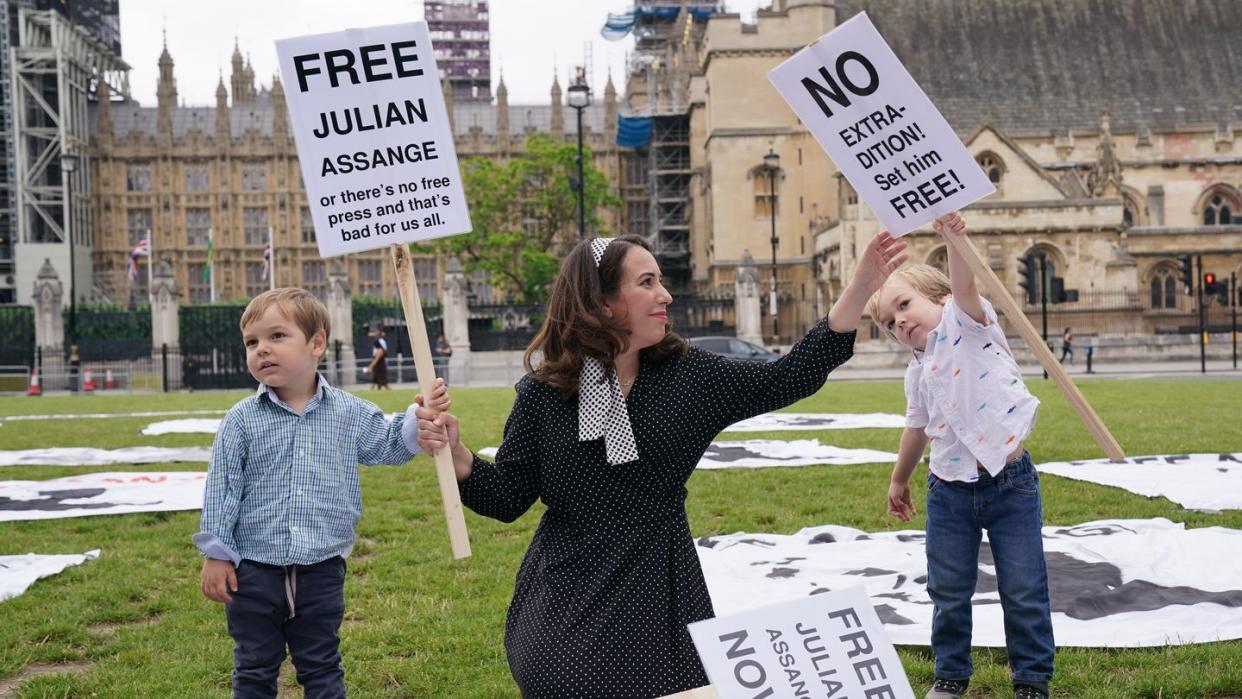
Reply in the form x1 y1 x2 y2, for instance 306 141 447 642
418 233 906 697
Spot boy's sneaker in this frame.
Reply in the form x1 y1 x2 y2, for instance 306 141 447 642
1013 683 1049 699
925 678 969 699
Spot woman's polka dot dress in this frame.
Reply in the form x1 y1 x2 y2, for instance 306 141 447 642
459 319 856 698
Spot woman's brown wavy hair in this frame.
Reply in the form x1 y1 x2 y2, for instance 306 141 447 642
523 235 686 400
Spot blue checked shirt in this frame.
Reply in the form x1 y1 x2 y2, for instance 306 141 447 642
193 376 420 566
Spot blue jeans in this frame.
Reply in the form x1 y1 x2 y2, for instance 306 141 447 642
225 557 347 698
925 452 1054 685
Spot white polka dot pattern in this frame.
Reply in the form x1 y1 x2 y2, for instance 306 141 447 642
579 356 641 465
459 318 857 698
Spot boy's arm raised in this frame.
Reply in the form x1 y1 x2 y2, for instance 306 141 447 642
937 212 986 325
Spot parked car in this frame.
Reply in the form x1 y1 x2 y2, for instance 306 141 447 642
686 336 779 363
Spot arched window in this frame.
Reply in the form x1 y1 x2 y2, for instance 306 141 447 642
976 153 1004 184
1121 192 1144 228
753 166 780 219
1204 193 1233 225
926 247 948 274
1148 266 1179 310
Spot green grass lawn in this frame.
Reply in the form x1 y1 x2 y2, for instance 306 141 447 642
1 379 1240 698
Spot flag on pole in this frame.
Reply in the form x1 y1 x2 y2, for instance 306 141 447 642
261 241 272 280
203 235 214 283
128 235 151 282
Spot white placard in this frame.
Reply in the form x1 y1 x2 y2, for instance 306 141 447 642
276 22 471 257
768 12 993 236
689 586 913 699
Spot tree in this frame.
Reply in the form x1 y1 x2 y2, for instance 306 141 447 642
419 134 620 304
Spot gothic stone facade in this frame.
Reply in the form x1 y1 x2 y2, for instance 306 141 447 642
89 42 629 306
683 0 1242 341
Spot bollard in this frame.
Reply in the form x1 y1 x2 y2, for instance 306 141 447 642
1086 345 1094 374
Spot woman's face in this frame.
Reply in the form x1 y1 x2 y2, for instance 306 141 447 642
604 246 673 352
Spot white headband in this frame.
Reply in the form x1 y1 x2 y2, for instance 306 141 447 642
590 237 614 267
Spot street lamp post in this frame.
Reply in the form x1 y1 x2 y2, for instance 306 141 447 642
61 149 80 390
763 147 780 343
566 81 591 240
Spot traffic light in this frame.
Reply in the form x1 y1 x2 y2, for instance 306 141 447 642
1178 254 1194 294
1017 253 1037 304
1204 273 1227 305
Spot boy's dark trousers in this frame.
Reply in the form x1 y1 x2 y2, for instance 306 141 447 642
225 557 347 698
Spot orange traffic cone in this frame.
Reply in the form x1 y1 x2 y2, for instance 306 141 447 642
104 368 117 390
82 367 96 393
27 369 42 396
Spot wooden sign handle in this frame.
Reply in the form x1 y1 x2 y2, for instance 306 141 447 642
940 232 1125 462
390 244 472 559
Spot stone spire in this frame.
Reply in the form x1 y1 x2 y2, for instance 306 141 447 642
156 34 177 138
1087 107 1122 196
215 73 231 145
242 54 256 102
271 74 287 140
229 38 245 105
495 73 509 142
550 75 563 136
604 72 617 144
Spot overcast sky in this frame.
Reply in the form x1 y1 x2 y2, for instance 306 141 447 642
120 0 766 108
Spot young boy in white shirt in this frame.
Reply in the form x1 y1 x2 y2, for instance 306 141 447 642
867 213 1054 699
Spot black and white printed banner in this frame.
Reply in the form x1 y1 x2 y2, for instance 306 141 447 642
724 412 906 433
0 472 205 521
1037 452 1242 512
698 518 1242 647
478 439 899 469
0 447 211 467
0 550 100 602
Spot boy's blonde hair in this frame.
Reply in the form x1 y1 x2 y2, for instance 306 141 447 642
865 263 952 335
240 287 331 342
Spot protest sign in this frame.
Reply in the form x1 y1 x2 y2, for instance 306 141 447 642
277 23 472 558
769 13 1123 461
689 586 913 699
768 12 993 236
276 22 470 256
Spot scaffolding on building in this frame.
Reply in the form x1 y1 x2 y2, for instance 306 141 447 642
425 0 491 103
10 8 127 298
613 1 717 290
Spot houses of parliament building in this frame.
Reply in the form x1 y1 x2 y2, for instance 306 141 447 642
16 0 1242 342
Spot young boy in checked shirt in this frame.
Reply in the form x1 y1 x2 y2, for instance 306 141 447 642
193 287 448 697
867 213 1054 699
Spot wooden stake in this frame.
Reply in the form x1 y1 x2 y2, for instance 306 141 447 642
940 232 1125 462
390 244 472 559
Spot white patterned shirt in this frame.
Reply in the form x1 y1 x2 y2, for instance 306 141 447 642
904 297 1039 481
193 375 420 566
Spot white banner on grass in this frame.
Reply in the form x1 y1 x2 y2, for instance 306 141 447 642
725 412 906 433
478 440 898 469
699 440 897 469
690 586 913 699
142 419 223 435
0 472 206 521
0 550 100 602
768 12 993 236
0 409 226 422
1038 452 1242 512
276 22 471 257
698 518 1242 648
0 447 212 467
